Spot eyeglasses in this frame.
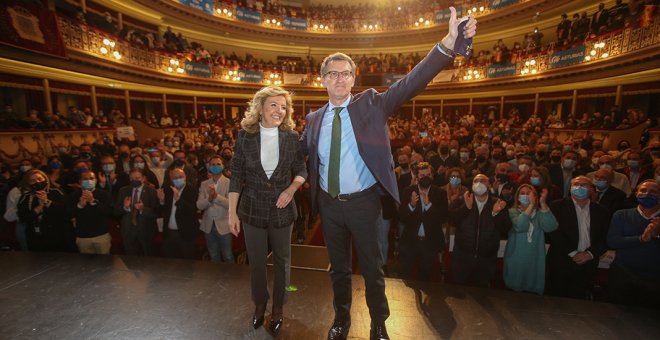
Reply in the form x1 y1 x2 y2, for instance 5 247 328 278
323 71 353 80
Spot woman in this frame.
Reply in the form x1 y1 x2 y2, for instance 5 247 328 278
17 169 75 252
130 154 158 188
503 184 558 294
228 86 307 337
443 167 468 206
527 166 561 203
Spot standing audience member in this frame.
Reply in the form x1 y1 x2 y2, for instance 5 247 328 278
68 170 113 254
547 176 609 299
115 168 159 256
158 168 200 259
450 174 511 287
607 180 660 308
197 155 234 262
504 185 558 294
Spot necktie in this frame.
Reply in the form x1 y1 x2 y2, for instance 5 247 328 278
327 107 343 198
131 188 139 225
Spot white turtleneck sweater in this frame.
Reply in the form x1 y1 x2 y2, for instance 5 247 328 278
260 124 279 179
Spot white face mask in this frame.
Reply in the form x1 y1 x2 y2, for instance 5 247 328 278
592 157 599 166
518 164 530 173
600 164 613 171
472 182 488 196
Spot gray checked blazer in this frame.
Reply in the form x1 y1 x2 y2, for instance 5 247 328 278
229 128 307 228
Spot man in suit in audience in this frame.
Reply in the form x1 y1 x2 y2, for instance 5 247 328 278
548 150 581 198
97 154 129 202
158 168 200 259
398 162 448 281
593 168 627 214
587 155 632 196
547 176 609 299
115 168 159 256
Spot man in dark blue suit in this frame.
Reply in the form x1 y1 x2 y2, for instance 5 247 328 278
301 7 477 340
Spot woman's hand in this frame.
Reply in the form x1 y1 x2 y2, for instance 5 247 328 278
228 211 241 237
276 188 295 209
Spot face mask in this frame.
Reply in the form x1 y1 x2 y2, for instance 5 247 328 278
492 153 502 161
551 156 561 162
76 167 88 174
120 152 129 159
600 164 613 171
102 164 115 173
152 157 160 165
563 145 572 152
450 148 458 156
460 152 469 160
518 164 530 173
49 161 61 170
174 159 185 167
627 160 639 168
418 176 432 188
570 185 589 200
172 178 185 189
81 179 96 190
440 147 449 154
591 158 599 166
209 165 223 175
637 194 658 208
31 181 47 191
518 194 530 206
130 180 142 188
80 152 90 159
476 155 486 163
563 159 576 169
58 147 67 154
530 176 541 186
449 176 461 186
20 165 32 173
472 182 487 196
536 151 546 158
221 154 232 161
594 180 608 190
496 173 509 182
506 150 514 157
133 162 145 169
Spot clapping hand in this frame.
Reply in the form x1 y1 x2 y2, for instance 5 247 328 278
492 198 507 215
208 185 218 202
411 191 420 207
463 191 474 210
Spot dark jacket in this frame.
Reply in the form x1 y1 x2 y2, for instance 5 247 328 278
114 184 160 237
398 184 448 252
229 128 307 228
68 188 113 238
160 184 200 242
596 185 627 216
18 188 75 252
449 194 512 258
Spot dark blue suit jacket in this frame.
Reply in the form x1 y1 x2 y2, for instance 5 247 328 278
301 44 454 214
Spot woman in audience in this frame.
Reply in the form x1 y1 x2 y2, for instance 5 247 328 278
527 166 561 203
503 184 558 294
130 154 158 188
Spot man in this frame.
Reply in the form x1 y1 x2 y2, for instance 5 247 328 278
466 146 495 184
548 176 609 299
97 154 129 202
450 174 510 287
430 140 459 186
114 168 159 256
621 151 653 192
144 148 173 188
593 168 627 214
587 155 632 196
68 170 113 254
394 150 413 191
591 2 609 35
158 168 199 259
491 162 514 196
301 8 476 340
397 162 448 281
197 155 234 262
607 180 660 308
163 149 198 188
548 150 581 198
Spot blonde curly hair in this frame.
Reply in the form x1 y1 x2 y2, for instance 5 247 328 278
241 86 295 134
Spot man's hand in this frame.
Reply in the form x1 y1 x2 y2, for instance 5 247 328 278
464 191 474 210
572 251 593 265
208 185 218 202
492 198 507 215
441 7 477 51
411 191 420 207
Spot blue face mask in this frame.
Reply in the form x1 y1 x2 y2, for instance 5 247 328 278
50 161 61 170
172 178 185 189
594 180 608 190
102 164 115 173
449 176 461 186
518 194 530 206
571 185 589 199
208 165 223 175
81 179 96 190
637 194 658 208
530 176 541 186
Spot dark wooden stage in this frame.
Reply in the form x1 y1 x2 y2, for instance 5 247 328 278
1 251 658 339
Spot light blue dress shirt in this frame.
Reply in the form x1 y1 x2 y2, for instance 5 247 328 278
318 97 377 195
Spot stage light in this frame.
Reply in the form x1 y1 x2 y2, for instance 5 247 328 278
419 18 424 22
325 26 329 30
266 79 271 84
468 70 473 74
369 25 373 29
475 74 480 79
222 9 227 14
525 61 530 66
176 67 184 73
113 51 121 60
468 10 472 14
224 75 229 80
531 69 537 74
585 56 591 61
227 12 232 17
270 73 275 78
480 6 485 12
100 47 108 54
425 20 430 25
601 52 609 58
397 6 401 11
415 22 419 26
473 70 479 75
530 60 536 65
463 75 467 80
167 67 173 72
467 75 472 80
472 7 477 12
228 70 233 75
266 19 271 24
103 38 110 45
364 24 367 29
217 8 222 14
316 76 321 81
590 50 597 56
276 22 280 26
374 24 378 28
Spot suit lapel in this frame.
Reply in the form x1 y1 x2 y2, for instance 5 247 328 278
249 131 270 181
311 103 328 151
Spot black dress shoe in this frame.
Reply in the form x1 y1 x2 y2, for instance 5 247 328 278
370 322 389 340
269 306 283 337
327 318 351 340
252 304 266 329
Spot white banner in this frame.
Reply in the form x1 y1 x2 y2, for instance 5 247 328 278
283 73 305 85
116 126 134 139
432 69 458 83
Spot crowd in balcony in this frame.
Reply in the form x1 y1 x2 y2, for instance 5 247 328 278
0 105 125 130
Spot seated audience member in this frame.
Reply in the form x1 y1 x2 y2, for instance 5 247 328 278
115 168 159 256
197 155 234 263
18 169 75 252
548 150 582 198
607 179 660 308
68 170 113 254
528 166 561 203
621 151 654 191
587 155 632 196
547 176 609 299
504 184 558 294
592 168 628 214
450 174 511 287
398 162 448 281
158 168 200 259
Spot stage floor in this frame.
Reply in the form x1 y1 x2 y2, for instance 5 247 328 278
0 252 658 339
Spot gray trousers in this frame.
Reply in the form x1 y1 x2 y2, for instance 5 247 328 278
243 222 292 307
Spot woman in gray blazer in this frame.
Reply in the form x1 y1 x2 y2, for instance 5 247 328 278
228 86 307 337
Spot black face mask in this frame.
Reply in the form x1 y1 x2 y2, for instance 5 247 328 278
130 180 142 188
551 155 561 162
221 154 232 161
400 163 409 170
536 151 546 158
492 153 502 161
418 176 432 188
496 173 509 182
440 147 449 154
120 152 129 159
476 155 486 163
174 159 185 167
31 181 47 192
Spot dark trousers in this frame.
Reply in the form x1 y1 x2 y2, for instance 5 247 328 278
162 230 196 259
547 256 596 299
122 224 154 256
319 188 390 323
399 237 436 281
608 263 660 308
451 250 497 288
243 222 293 308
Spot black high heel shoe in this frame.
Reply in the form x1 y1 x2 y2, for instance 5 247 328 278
269 306 283 337
252 303 266 329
